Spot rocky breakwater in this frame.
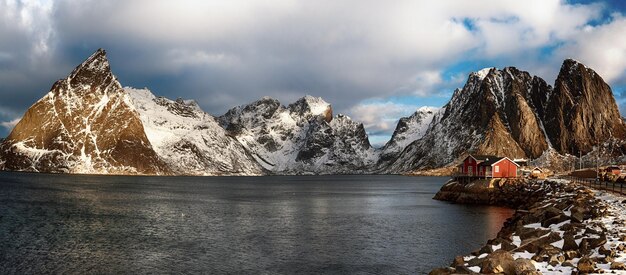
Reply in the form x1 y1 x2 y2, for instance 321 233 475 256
431 178 626 274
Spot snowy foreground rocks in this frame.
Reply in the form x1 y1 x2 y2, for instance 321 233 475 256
431 179 626 274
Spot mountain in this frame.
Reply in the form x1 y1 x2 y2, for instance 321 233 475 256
379 106 437 162
542 59 626 155
382 60 626 173
0 49 168 174
126 88 264 175
219 96 378 174
2 48 625 175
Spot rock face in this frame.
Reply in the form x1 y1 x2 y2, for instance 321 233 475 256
0 49 168 174
127 88 264 175
382 67 551 172
543 59 626 155
2 49 625 175
380 106 437 162
382 61 626 173
219 96 378 174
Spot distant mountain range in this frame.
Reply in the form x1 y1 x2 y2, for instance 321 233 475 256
1 49 624 175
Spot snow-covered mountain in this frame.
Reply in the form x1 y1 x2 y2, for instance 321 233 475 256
2 48 625 175
0 49 169 174
381 60 626 173
126 88 264 175
379 106 438 162
219 96 378 174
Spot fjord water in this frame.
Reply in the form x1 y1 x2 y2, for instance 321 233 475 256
0 173 512 274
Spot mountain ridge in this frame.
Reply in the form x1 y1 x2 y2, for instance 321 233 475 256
1 49 625 175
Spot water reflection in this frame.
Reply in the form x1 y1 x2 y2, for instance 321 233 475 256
0 173 513 274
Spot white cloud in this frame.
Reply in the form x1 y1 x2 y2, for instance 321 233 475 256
0 0 54 58
1 0 623 136
347 101 420 135
555 14 626 84
0 118 20 131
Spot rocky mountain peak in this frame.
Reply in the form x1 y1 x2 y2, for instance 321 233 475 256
66 48 117 92
0 49 167 174
472 67 495 81
288 95 333 122
544 59 626 155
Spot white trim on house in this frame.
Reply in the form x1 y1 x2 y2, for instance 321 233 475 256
490 157 521 167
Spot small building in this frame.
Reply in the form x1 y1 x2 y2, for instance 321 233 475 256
605 166 621 175
460 155 497 177
459 155 519 178
530 167 544 179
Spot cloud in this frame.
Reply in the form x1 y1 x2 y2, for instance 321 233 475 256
0 0 624 142
555 13 626 85
0 118 20 131
347 101 420 136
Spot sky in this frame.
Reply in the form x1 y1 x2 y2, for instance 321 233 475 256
1 0 626 146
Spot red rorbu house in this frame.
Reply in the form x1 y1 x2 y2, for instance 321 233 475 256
459 155 519 178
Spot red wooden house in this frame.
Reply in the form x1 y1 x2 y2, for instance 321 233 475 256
459 155 519 178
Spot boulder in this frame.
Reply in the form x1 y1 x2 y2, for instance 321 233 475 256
570 207 586 223
518 232 562 253
611 261 626 270
541 214 569 227
577 256 596 273
479 245 494 255
517 228 550 241
451 256 465 267
564 250 580 260
513 258 539 274
480 250 515 274
467 256 484 267
562 235 578 251
599 246 615 257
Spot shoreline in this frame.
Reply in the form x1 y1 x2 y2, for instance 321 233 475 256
430 178 626 274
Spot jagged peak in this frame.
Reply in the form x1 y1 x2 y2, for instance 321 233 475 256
62 48 119 94
416 106 438 114
559 58 593 76
472 67 495 81
288 95 332 118
69 49 111 79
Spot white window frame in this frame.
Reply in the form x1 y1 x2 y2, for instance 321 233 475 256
494 165 499 173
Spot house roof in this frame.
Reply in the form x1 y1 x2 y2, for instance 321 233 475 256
468 154 499 162
478 157 521 167
478 157 504 166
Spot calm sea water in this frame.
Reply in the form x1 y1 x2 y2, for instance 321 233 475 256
0 173 513 274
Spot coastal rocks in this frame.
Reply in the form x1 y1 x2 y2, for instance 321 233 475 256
431 178 626 274
513 258 539 274
433 178 560 208
576 256 595 273
480 250 515 274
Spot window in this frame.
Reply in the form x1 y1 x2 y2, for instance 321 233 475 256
468 166 473 175
495 166 499 173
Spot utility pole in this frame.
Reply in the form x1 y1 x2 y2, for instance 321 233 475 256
596 136 600 183
579 150 582 170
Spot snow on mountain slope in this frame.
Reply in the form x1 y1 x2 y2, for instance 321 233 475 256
381 66 551 173
380 106 438 161
126 88 264 175
0 49 168 174
219 96 378 174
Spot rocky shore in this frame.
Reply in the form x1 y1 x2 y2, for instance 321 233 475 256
430 178 626 274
